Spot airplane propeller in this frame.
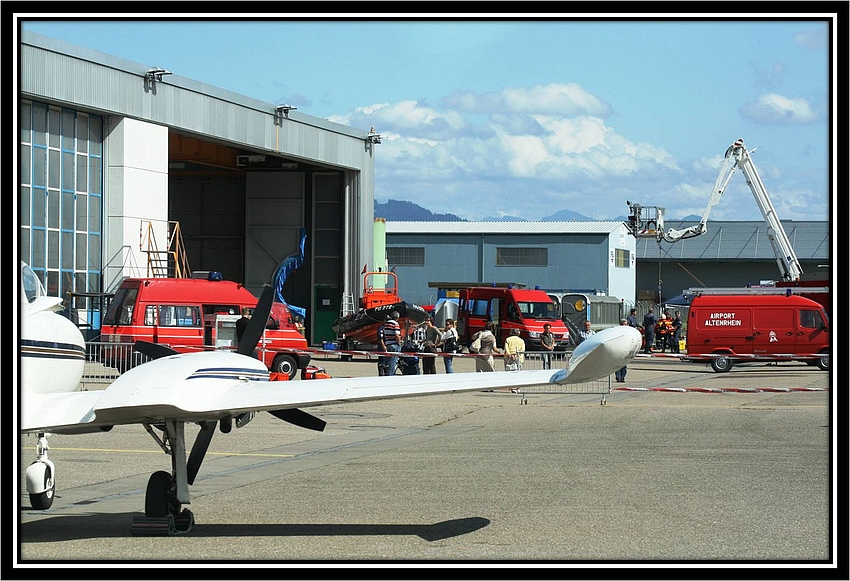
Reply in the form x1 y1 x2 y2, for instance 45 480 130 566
134 341 179 360
236 284 274 356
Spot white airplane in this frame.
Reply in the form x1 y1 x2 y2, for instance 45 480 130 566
19 262 642 536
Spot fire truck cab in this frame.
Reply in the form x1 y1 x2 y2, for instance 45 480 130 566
456 286 570 350
100 275 310 379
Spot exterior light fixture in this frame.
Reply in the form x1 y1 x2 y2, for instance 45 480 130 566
275 104 297 122
145 67 172 83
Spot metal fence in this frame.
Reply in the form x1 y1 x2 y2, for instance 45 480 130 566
78 342 150 390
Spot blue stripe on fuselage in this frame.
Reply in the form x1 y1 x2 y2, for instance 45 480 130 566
20 340 86 360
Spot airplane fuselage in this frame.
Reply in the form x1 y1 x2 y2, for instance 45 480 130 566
20 265 86 395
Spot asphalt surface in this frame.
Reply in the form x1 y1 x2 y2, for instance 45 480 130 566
15 354 837 572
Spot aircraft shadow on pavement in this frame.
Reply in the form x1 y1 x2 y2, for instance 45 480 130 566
19 514 490 542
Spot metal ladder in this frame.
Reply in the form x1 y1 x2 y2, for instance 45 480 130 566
340 292 356 317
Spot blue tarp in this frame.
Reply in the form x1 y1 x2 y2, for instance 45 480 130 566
273 228 307 319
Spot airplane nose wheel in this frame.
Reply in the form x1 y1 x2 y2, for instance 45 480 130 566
132 470 194 536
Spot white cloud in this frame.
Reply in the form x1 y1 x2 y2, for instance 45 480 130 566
444 83 614 118
794 28 827 49
739 93 817 124
329 83 825 222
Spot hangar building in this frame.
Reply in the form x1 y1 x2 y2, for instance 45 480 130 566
19 31 379 343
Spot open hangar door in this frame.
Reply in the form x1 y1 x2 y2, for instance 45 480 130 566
168 133 347 345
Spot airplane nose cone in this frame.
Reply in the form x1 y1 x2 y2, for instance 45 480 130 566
566 326 642 383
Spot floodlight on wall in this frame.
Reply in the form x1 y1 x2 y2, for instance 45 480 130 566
145 67 172 83
275 104 297 121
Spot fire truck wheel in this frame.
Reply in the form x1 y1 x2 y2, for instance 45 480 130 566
816 353 829 371
710 355 732 373
272 354 298 380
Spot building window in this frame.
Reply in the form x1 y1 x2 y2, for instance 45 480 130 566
496 247 547 267
19 100 103 302
387 247 425 267
615 248 630 268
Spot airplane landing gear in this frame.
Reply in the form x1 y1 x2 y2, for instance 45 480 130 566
25 435 56 510
132 422 196 536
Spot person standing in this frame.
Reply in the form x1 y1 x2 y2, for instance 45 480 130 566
438 318 459 374
503 328 525 371
473 321 500 372
642 307 656 354
540 323 555 370
614 318 630 382
626 308 639 329
670 310 683 353
656 312 670 352
576 320 595 345
379 311 402 376
421 316 440 374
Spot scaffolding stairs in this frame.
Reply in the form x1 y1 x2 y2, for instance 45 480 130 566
140 220 192 278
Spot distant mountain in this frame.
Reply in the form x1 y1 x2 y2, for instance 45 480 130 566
375 199 667 222
481 214 527 222
541 209 594 221
374 199 466 221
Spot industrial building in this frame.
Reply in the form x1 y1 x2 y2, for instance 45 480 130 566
384 219 830 309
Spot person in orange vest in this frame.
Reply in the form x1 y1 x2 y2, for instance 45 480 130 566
656 312 671 352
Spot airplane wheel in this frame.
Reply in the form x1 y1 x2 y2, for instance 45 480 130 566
29 479 55 510
272 354 297 380
710 355 732 373
27 463 55 510
816 353 829 371
145 471 173 518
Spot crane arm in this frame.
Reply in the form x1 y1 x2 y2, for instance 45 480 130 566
660 143 739 243
660 139 803 282
732 142 803 281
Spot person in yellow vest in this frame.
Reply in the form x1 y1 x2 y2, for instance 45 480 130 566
503 328 525 371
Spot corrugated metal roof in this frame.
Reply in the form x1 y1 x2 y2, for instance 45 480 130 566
386 221 625 234
638 220 829 260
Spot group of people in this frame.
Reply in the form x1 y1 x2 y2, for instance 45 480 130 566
640 307 682 354
377 311 460 376
469 321 527 373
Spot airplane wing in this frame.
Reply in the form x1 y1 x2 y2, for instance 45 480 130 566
20 350 565 434
21 325 641 435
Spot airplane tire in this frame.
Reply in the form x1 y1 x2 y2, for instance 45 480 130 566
272 354 297 380
27 464 55 510
145 471 173 518
816 353 829 371
710 355 733 373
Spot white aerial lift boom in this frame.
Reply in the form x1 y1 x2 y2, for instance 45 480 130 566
626 139 803 282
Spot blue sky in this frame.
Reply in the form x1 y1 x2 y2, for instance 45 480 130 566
19 15 836 222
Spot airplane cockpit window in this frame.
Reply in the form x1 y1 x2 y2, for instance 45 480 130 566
21 262 45 303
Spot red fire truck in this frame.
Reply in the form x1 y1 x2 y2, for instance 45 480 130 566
456 286 570 350
100 275 310 378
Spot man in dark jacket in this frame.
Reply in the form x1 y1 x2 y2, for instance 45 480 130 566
642 307 656 354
